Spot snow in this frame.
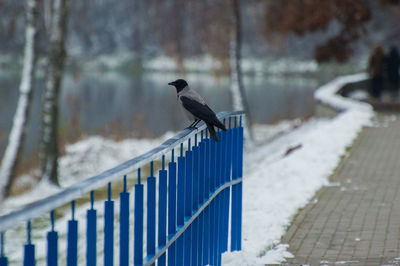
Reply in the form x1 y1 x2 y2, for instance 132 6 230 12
222 73 374 265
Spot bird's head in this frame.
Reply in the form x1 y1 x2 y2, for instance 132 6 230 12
168 79 188 93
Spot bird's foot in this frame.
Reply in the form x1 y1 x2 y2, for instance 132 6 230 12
185 126 198 130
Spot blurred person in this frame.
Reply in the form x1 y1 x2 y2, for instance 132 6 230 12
385 46 400 98
368 44 385 99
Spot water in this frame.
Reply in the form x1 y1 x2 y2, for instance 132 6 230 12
0 71 317 160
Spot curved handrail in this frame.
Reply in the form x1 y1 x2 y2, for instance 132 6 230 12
0 110 245 232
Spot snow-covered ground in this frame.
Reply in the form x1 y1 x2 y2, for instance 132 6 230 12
0 74 373 265
222 73 374 265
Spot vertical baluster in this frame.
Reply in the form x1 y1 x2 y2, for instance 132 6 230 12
216 130 223 266
237 116 244 251
193 135 199 211
222 118 233 252
210 133 216 192
210 135 217 265
158 156 167 266
218 125 224 261
87 191 96 266
208 131 215 265
176 143 185 266
67 201 78 266
191 135 199 266
203 130 210 265
134 169 144 266
168 149 177 266
218 129 223 187
24 220 35 266
0 232 7 266
221 128 227 261
221 119 227 184
197 132 205 266
104 183 114 266
47 210 58 266
184 139 192 266
199 131 205 203
231 116 240 251
147 162 156 261
120 176 129 266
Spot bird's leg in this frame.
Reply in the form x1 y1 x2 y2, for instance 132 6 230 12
185 121 197 129
192 119 201 128
186 119 201 129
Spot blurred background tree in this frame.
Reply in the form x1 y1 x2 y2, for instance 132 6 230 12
0 0 39 199
264 0 399 63
39 0 69 186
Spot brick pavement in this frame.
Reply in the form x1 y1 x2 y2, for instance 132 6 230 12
282 114 400 265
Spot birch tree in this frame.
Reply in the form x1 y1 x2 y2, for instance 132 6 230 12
39 0 69 185
230 0 254 143
0 0 39 200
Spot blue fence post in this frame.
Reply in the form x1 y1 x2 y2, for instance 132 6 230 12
231 117 239 251
210 136 218 265
222 120 231 253
231 116 244 251
158 156 167 266
176 144 185 266
0 233 7 266
205 131 212 265
147 161 156 262
238 116 244 250
197 133 205 266
24 220 35 266
47 211 58 266
184 139 192 266
87 191 96 266
134 169 144 266
216 130 223 266
191 134 199 266
168 149 177 266
120 176 129 266
104 183 114 266
67 201 78 266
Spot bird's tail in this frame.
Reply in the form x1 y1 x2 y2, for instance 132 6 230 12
206 123 219 142
213 118 227 131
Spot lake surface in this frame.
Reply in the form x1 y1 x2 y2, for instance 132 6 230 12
0 71 318 161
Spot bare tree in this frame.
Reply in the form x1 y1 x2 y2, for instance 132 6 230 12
0 0 39 200
230 0 254 143
39 0 69 185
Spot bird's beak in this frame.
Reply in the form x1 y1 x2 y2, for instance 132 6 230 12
168 81 175 86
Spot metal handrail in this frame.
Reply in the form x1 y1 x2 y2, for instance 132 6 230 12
0 110 245 232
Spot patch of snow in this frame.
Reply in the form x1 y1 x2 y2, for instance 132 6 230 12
348 89 369 100
222 73 374 265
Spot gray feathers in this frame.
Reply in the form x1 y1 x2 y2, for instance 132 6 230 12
169 80 227 142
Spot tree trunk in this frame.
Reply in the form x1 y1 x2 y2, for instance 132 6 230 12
39 0 69 185
229 0 254 143
0 0 39 200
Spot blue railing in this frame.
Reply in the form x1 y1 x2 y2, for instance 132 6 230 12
0 111 244 266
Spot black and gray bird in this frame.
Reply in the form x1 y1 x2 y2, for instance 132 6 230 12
168 79 227 141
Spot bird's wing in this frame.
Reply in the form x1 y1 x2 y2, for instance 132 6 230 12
180 96 216 121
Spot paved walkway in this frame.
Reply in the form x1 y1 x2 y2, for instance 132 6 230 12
282 114 400 265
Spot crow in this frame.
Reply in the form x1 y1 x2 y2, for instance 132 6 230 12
168 79 227 141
